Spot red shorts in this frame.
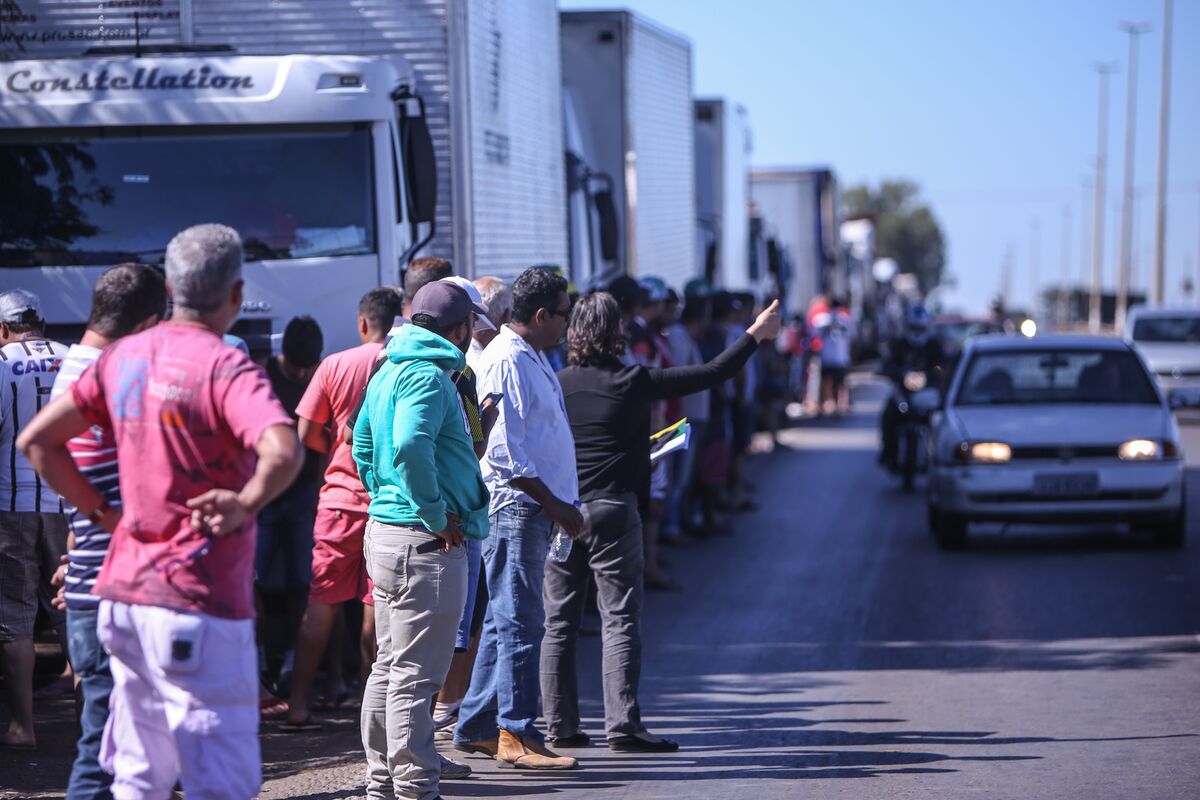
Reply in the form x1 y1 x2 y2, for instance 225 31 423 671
309 507 374 606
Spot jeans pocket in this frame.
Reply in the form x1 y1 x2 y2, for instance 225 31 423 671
369 541 410 600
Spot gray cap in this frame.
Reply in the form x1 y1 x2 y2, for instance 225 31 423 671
440 276 496 331
0 289 43 324
411 281 489 330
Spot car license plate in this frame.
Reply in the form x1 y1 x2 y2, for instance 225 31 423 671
1033 472 1100 498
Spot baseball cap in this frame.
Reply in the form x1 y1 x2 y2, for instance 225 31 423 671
439 276 496 331
412 281 489 331
0 289 43 324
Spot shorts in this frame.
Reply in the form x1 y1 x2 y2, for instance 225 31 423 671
0 511 69 641
309 507 374 606
824 366 848 390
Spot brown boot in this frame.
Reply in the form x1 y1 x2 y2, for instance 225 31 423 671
454 736 499 759
496 730 578 770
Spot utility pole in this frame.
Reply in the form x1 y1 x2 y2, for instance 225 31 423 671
1116 21 1150 332
1059 205 1072 326
1080 177 1092 289
1152 0 1174 305
1090 62 1118 331
1030 217 1040 317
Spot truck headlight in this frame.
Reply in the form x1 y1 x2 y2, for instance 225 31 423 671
970 442 1012 463
1118 439 1159 461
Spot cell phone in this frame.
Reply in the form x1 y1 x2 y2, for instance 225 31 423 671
483 391 504 406
415 538 445 555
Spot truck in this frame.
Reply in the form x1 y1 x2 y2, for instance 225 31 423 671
694 97 753 293
560 9 695 292
0 0 568 355
748 167 841 315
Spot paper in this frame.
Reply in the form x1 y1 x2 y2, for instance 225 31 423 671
650 418 690 463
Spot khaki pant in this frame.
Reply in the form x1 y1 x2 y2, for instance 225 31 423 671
361 520 468 800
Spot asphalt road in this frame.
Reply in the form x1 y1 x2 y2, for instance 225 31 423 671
5 377 1199 798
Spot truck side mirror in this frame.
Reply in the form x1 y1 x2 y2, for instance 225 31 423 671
593 189 619 262
395 88 437 224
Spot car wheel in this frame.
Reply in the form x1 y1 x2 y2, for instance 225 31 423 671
935 511 968 549
1151 501 1186 548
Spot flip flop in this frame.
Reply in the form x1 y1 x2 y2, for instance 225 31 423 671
278 717 321 733
312 690 350 712
260 697 290 720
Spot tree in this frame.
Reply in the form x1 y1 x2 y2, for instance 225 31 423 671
843 180 946 293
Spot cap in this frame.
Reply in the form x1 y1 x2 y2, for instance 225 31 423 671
439 276 496 331
0 289 43 324
638 276 670 303
412 281 489 331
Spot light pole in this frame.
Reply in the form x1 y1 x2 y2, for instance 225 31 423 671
1116 20 1150 332
1030 217 1040 317
1059 205 1072 326
1152 0 1174 305
1090 62 1118 331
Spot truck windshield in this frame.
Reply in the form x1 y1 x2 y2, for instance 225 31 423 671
0 123 375 267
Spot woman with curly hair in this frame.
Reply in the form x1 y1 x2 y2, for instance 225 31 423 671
543 290 780 754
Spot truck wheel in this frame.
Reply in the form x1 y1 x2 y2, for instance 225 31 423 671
935 512 968 549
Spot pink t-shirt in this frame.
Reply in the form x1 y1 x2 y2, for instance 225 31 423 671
71 323 292 620
295 341 383 513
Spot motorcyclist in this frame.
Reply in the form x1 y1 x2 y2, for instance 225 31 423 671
879 304 946 471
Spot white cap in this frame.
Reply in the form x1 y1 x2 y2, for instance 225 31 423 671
0 289 43 324
439 276 497 331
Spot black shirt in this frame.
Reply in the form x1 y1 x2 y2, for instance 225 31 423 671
557 334 758 506
266 357 322 497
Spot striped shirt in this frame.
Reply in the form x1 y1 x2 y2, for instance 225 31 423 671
50 344 117 610
0 336 69 513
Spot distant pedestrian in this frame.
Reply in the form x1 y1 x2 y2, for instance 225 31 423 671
283 288 402 731
19 224 303 798
454 267 583 770
468 276 513 371
353 281 491 800
46 264 167 799
812 297 855 415
0 288 70 750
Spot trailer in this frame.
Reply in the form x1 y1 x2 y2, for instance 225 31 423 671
749 167 841 314
694 97 752 292
560 9 695 292
0 0 567 354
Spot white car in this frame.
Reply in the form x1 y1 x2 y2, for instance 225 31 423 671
1124 306 1200 409
927 334 1185 548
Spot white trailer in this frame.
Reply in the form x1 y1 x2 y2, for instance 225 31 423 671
0 0 567 354
694 97 752 292
749 167 841 314
560 10 695 292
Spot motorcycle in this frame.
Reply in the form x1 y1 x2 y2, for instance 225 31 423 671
892 370 940 492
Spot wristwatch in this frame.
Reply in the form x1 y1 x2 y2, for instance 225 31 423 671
87 501 113 526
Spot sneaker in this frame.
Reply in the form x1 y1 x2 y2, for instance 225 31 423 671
496 731 578 770
439 754 472 780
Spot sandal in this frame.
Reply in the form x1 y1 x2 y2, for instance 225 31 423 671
278 716 322 733
260 697 289 720
313 690 350 712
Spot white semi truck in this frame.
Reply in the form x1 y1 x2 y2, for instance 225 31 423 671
0 0 567 354
694 97 752 292
749 167 842 314
560 10 695 292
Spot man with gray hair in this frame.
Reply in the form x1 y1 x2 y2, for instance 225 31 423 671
20 223 303 798
469 276 512 371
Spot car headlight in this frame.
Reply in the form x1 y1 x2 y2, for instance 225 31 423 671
970 442 1012 463
1118 439 1160 461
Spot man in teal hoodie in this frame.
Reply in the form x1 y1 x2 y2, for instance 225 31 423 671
353 281 491 800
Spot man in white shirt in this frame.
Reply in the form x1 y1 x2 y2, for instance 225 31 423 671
454 268 583 770
0 289 70 748
467 276 511 372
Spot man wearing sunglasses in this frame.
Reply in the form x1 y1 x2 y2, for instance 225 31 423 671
20 224 302 800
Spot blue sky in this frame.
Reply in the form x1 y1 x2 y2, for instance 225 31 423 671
559 0 1199 314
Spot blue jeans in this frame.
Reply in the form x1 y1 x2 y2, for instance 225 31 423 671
454 537 483 651
455 502 551 743
66 607 114 800
254 488 316 590
664 418 707 534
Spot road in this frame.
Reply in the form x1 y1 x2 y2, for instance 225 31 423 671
5 376 1199 798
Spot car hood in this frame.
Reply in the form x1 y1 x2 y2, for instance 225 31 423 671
950 405 1171 446
1131 341 1200 374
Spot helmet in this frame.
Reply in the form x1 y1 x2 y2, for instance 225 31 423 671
904 304 932 346
637 276 670 303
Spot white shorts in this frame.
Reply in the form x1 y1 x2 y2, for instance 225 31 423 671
96 600 261 800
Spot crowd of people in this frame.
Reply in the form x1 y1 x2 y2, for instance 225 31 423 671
0 222 786 800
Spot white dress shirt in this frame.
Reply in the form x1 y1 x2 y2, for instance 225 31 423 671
475 326 578 515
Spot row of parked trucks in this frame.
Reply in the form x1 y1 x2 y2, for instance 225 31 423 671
0 0 853 354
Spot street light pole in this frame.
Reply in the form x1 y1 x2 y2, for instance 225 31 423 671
1060 205 1072 326
1090 62 1118 331
1116 21 1151 332
1030 216 1040 317
1152 0 1173 305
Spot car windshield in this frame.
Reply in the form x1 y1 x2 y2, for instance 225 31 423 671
955 348 1160 406
937 320 1003 345
0 123 375 267
1131 315 1200 344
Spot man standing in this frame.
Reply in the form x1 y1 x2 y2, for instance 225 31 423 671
454 268 583 770
0 288 70 749
353 281 491 800
19 224 302 798
283 288 402 731
468 276 512 370
48 265 167 799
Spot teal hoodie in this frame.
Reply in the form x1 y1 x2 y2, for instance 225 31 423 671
352 325 490 540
